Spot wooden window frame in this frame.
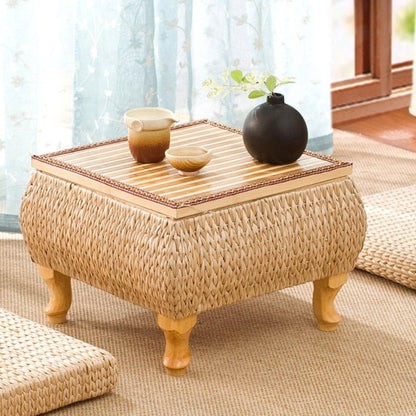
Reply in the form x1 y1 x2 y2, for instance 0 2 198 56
332 0 413 124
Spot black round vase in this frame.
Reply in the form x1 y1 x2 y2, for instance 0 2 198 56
242 93 308 165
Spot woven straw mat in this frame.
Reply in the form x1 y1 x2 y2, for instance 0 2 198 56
0 308 118 416
356 184 416 289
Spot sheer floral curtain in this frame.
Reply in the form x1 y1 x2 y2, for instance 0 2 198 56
410 9 416 116
0 0 332 231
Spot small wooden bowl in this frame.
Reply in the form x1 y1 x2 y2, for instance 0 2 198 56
165 146 212 176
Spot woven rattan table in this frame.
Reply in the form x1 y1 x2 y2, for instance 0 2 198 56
20 120 366 375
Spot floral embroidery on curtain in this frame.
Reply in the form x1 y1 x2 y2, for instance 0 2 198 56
0 0 332 230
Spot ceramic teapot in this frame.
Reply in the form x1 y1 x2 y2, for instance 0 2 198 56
123 107 178 163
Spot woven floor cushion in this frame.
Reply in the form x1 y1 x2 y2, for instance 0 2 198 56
356 185 416 289
0 308 118 416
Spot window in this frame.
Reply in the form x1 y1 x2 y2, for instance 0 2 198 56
331 0 414 123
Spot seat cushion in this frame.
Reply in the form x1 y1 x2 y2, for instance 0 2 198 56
0 308 118 416
356 185 416 289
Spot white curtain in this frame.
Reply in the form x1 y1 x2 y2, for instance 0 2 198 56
410 8 416 115
0 0 332 230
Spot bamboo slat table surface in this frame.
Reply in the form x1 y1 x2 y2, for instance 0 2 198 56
31 120 352 218
20 120 366 375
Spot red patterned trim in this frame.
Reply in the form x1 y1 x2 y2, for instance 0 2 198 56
32 120 352 210
173 160 352 208
40 137 128 158
32 154 177 208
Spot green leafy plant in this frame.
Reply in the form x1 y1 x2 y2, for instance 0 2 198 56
202 69 295 100
397 2 415 39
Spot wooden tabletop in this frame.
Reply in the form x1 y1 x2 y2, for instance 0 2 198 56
32 120 352 219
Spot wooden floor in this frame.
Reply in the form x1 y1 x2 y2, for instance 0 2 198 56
334 108 416 152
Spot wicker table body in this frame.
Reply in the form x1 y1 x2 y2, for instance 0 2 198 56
19 121 366 375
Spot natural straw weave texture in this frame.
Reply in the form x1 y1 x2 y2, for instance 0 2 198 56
356 184 416 289
0 308 118 416
20 171 366 320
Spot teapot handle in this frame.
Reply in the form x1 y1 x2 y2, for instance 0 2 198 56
131 120 143 132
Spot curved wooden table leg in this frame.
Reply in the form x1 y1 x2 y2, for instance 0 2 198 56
37 265 72 324
313 273 348 332
157 314 197 376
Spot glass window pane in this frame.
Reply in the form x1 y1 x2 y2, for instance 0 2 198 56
392 0 415 64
